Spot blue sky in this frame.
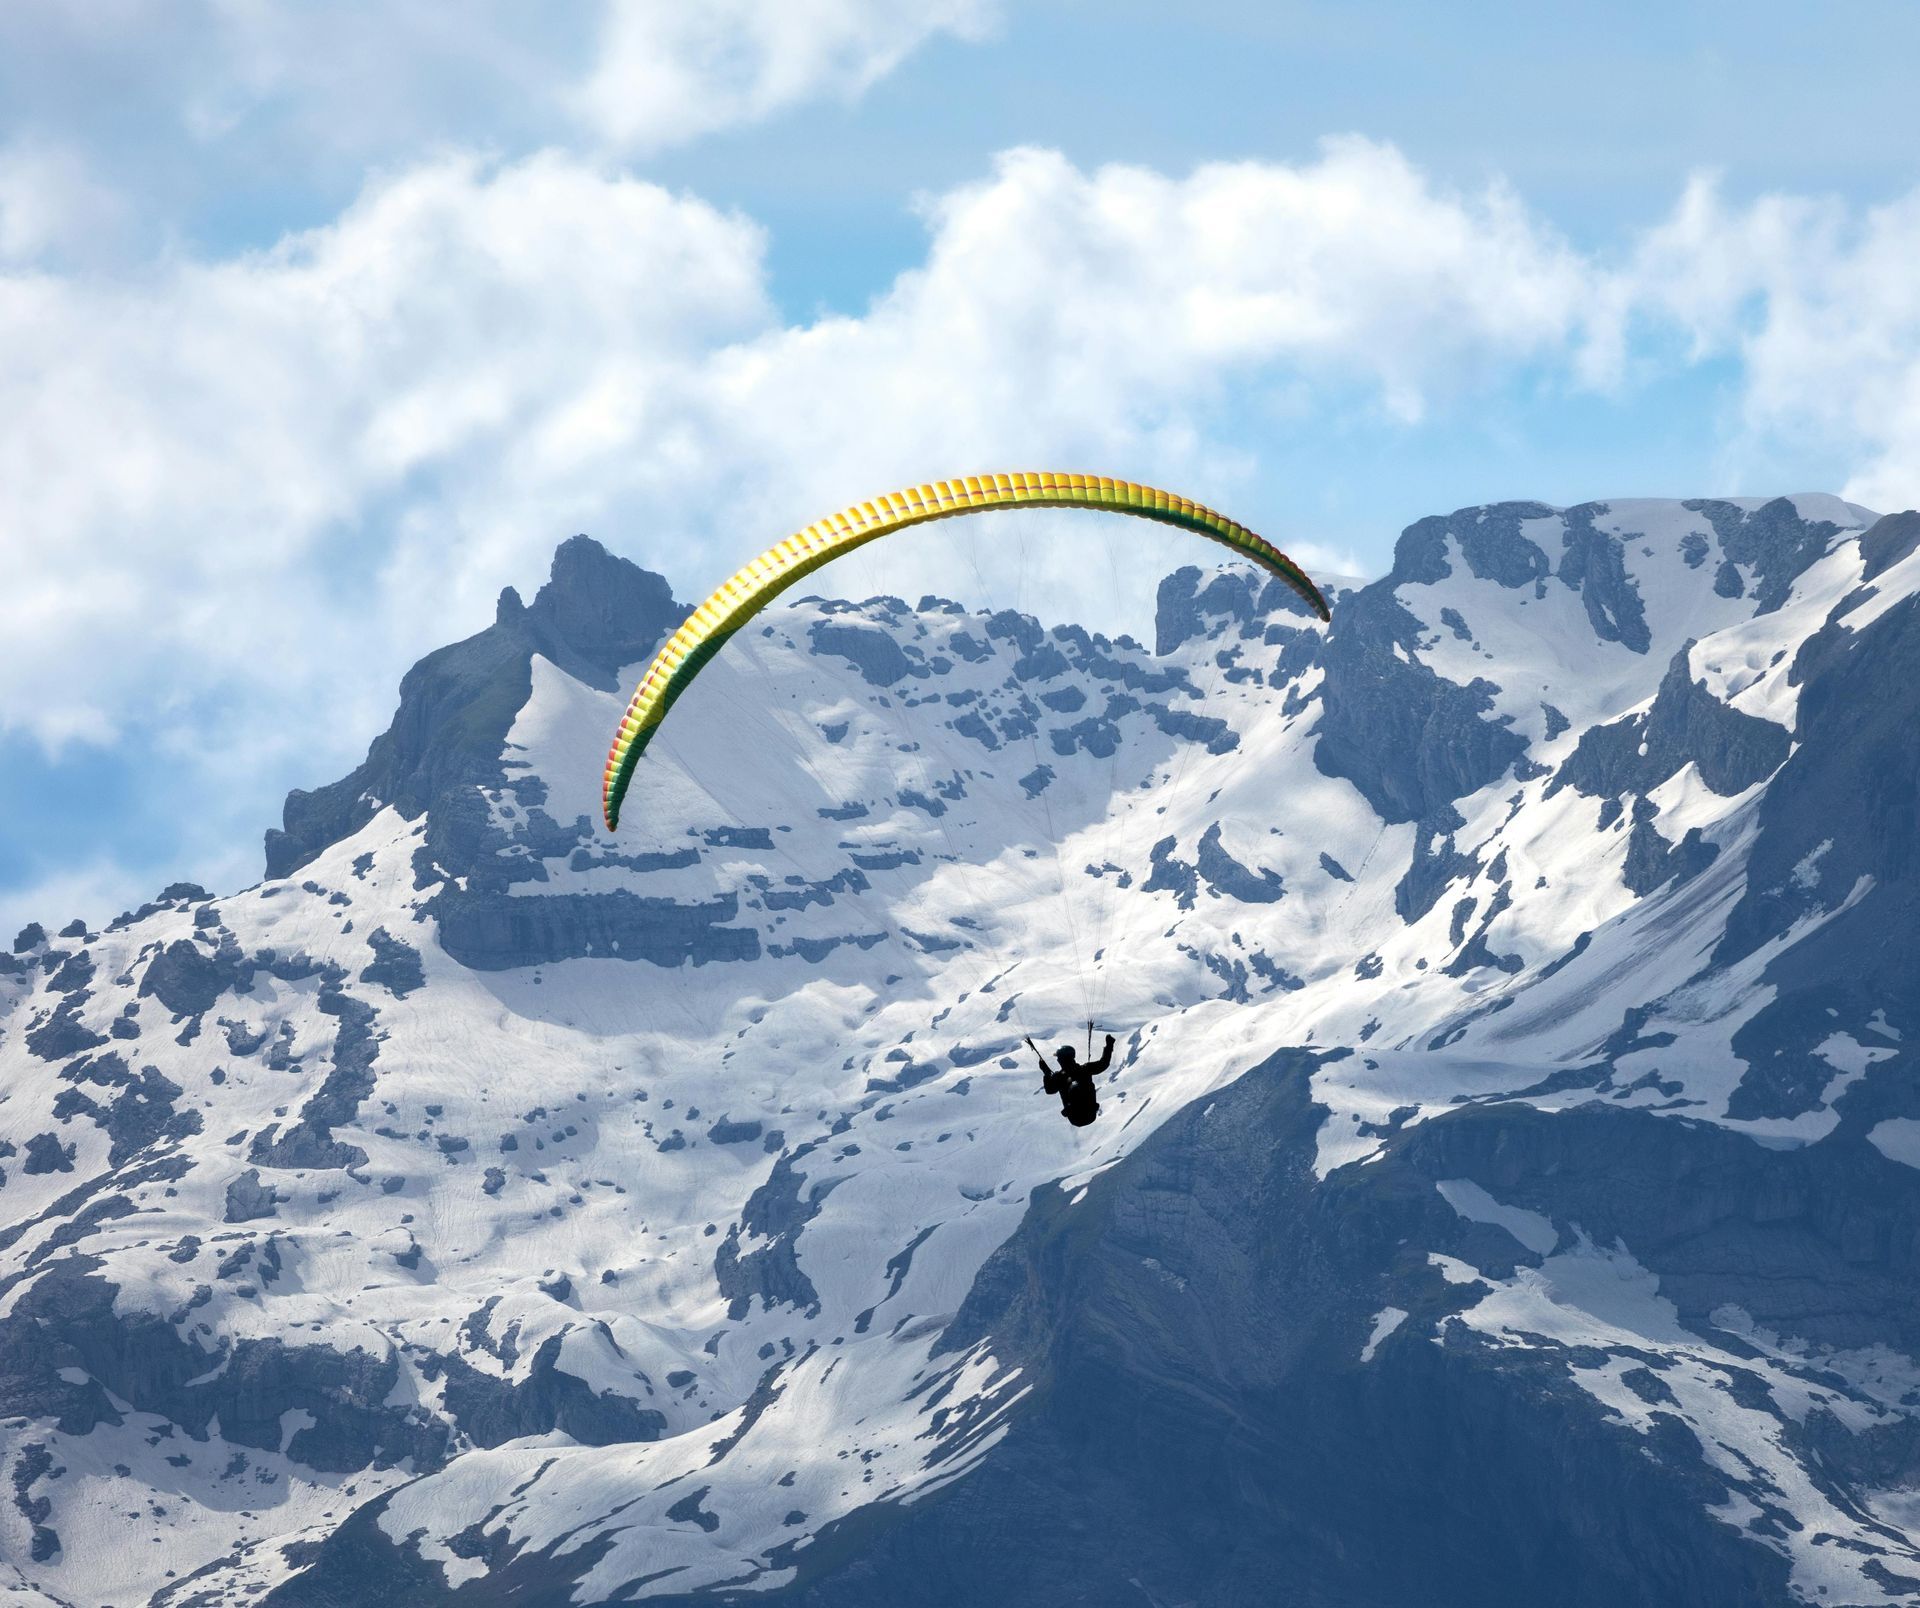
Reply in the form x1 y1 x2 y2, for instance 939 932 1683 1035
3 0 1920 935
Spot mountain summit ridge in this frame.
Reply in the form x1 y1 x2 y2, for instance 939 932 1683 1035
265 534 685 881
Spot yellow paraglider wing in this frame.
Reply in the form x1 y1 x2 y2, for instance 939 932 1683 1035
602 472 1329 831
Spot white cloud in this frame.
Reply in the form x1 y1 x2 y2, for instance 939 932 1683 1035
0 136 1604 810
0 140 128 265
574 0 998 154
597 139 1611 602
1627 173 1920 511
0 857 159 945
9 135 1920 920
0 0 994 224
0 149 771 762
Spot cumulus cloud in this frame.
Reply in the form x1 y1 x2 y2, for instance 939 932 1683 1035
862 139 1599 431
0 150 771 758
0 0 993 228
0 140 128 265
0 137 1607 794
1627 173 1920 510
6 132 1919 922
576 0 998 153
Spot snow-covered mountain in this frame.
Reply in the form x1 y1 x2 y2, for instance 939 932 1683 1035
2 495 1918 1607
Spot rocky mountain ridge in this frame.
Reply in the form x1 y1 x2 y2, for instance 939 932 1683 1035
1 491 1917 1606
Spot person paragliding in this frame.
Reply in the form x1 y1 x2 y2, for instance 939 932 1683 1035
1029 1030 1116 1126
595 473 1328 1093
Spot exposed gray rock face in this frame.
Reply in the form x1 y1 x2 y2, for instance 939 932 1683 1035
430 888 760 971
430 1333 667 1449
1621 797 1720 896
25 998 106 1061
1141 826 1290 911
1142 834 1198 909
0 1263 447 1473
1557 503 1652 652
139 938 230 1018
1684 497 1846 614
11 1440 59 1562
223 1169 280 1222
358 928 426 997
1395 826 1481 923
57 1053 199 1165
266 536 684 878
1861 509 1920 582
1717 592 1920 1120
1154 564 1321 655
248 973 380 1170
1442 878 1521 976
1147 702 1237 754
1192 823 1284 903
1447 501 1555 588
808 621 914 686
1315 520 1527 828
44 951 92 995
714 1142 837 1321
1553 643 1791 801
595 1055 1920 1608
21 1133 73 1175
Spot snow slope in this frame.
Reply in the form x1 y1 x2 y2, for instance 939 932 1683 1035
2 497 1918 1605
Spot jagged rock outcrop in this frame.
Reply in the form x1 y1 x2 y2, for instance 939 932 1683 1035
266 536 684 878
693 1057 1908 1608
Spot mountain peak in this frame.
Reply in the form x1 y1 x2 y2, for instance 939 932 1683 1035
263 536 684 878
527 533 682 691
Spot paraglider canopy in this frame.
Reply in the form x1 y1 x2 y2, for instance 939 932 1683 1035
601 472 1329 831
